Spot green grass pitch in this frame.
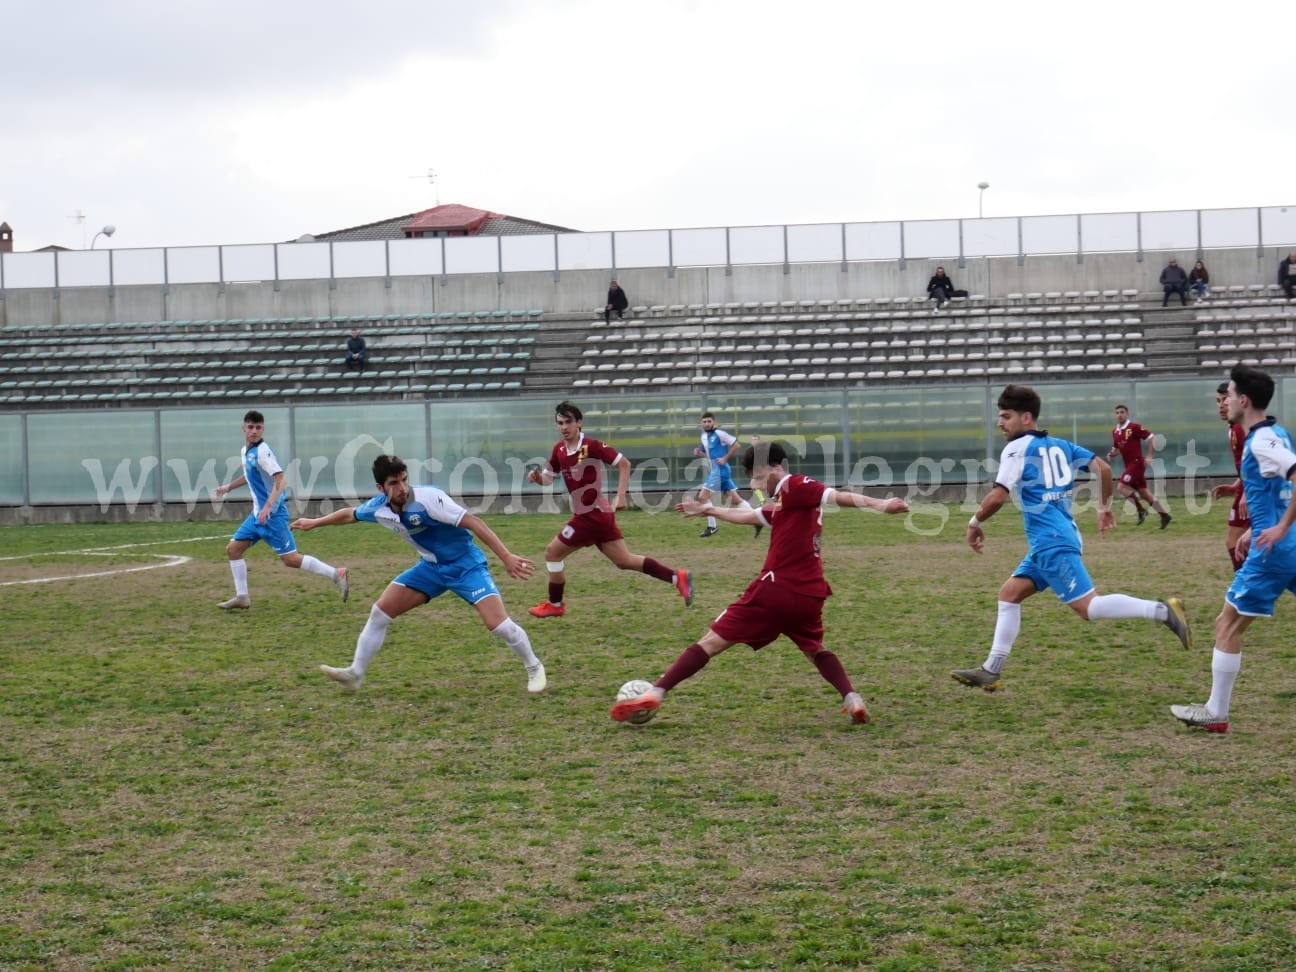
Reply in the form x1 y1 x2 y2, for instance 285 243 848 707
3 499 1295 970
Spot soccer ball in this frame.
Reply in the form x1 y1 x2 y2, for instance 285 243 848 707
616 679 658 725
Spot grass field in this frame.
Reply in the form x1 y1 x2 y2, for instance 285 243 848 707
3 497 1295 970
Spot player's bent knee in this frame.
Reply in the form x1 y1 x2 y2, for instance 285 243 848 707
546 560 565 574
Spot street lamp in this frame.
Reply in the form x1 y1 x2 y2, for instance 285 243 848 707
977 182 989 219
91 224 116 249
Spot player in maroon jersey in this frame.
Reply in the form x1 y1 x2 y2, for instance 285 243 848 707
610 440 909 726
1209 381 1250 570
525 401 693 618
1106 404 1172 529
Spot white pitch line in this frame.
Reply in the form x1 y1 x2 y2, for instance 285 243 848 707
0 554 193 587
0 534 228 563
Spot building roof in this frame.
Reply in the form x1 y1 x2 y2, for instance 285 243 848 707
402 203 500 234
309 204 574 242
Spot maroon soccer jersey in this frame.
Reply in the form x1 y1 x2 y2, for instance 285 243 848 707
755 474 832 599
1229 421 1245 473
1111 422 1151 474
547 434 621 515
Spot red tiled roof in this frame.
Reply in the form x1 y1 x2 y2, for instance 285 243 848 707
402 204 502 235
308 204 575 242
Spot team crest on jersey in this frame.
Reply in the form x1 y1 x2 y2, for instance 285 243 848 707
408 513 424 527
579 445 589 461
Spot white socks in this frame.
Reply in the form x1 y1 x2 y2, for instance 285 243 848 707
491 617 540 667
298 555 337 580
984 600 1020 673
1086 593 1162 621
230 558 249 596
1207 649 1242 720
351 604 393 676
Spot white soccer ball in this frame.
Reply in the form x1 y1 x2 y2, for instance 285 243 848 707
616 679 658 725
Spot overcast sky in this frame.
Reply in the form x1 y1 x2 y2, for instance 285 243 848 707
2 0 1291 251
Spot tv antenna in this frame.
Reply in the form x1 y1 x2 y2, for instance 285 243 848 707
408 168 439 205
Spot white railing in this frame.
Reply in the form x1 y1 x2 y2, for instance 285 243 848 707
2 205 1293 292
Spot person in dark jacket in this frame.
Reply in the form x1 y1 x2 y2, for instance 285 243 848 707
343 328 367 373
1160 259 1189 307
1279 252 1296 299
1189 260 1210 304
926 266 955 311
604 281 629 323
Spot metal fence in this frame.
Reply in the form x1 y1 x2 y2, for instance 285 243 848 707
0 377 1263 511
3 206 1294 294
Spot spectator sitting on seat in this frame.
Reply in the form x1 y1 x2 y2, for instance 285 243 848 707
344 328 367 373
604 280 629 323
926 266 955 311
1159 258 1188 307
1189 260 1210 304
1279 251 1296 300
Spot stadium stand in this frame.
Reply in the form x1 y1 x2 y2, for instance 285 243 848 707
0 313 539 408
1 288 1294 409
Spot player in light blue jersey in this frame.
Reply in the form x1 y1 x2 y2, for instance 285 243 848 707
291 454 546 694
1172 365 1296 734
213 409 348 610
951 385 1192 692
692 412 759 538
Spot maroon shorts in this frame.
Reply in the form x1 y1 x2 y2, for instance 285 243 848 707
1120 469 1148 491
709 578 825 651
557 509 624 549
1229 493 1251 529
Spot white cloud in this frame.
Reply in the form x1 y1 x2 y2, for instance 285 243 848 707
2 0 1293 251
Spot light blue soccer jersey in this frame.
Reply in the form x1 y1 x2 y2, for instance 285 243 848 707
242 440 287 518
995 430 1095 553
1240 418 1296 562
354 485 487 568
700 427 737 466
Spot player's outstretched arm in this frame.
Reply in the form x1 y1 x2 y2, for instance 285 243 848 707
676 498 762 525
1086 457 1116 534
461 513 536 581
831 491 909 514
1211 479 1241 499
258 471 289 524
613 456 631 511
291 508 358 531
213 474 248 499
966 484 1011 554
